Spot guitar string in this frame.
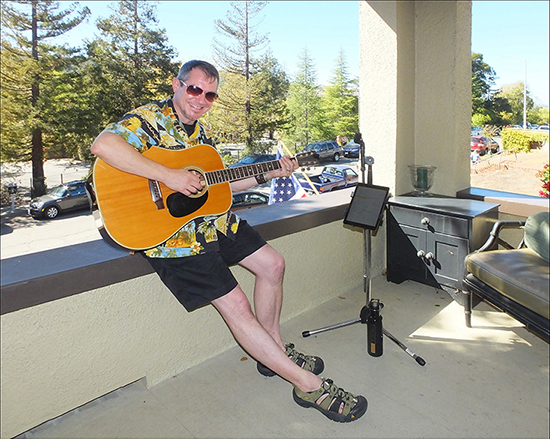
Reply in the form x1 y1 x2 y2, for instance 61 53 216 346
205 153 314 186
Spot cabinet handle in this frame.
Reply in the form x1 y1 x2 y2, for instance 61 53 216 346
416 250 426 258
425 252 435 260
421 217 430 226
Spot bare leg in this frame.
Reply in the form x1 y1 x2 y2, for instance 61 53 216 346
238 244 286 348
212 286 322 393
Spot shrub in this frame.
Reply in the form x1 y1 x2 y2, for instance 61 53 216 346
501 128 549 153
536 164 549 198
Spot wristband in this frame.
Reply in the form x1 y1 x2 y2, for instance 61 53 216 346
255 173 269 185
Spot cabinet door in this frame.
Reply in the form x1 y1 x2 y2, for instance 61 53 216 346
387 213 432 285
427 232 469 288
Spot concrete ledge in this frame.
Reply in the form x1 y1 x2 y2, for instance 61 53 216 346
0 189 354 315
457 187 549 217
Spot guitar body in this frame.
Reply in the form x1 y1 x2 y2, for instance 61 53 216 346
93 144 232 250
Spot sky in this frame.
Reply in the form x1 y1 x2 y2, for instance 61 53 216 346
472 1 549 107
55 1 549 107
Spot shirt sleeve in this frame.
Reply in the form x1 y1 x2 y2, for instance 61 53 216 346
103 110 160 153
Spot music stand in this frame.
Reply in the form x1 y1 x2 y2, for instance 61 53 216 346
302 134 426 366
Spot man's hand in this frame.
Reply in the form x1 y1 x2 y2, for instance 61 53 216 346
267 155 299 180
162 167 204 196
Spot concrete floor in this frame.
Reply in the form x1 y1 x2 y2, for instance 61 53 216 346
14 277 550 439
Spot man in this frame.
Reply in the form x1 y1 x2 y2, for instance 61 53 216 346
90 60 367 423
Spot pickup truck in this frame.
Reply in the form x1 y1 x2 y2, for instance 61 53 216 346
298 165 359 193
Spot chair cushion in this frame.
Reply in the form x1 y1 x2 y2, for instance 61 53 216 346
466 248 550 319
525 211 550 262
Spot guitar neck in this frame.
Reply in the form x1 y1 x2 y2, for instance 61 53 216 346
206 159 283 186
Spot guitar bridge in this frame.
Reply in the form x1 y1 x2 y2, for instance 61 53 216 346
148 179 165 210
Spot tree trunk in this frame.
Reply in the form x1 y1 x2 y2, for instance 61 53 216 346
31 2 46 196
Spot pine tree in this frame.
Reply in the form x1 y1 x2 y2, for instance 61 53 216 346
213 1 269 149
249 52 289 146
283 48 323 149
85 0 180 126
321 49 358 141
1 0 90 195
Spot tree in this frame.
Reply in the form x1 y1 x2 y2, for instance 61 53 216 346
496 82 535 126
283 48 323 150
213 0 269 149
528 106 550 126
471 53 496 113
320 49 358 141
1 0 90 195
84 0 179 127
249 52 289 144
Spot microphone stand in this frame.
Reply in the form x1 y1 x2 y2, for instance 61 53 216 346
301 133 426 367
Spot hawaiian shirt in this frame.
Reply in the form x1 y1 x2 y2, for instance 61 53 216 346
102 98 240 258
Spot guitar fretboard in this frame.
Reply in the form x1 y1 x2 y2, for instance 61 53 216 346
206 160 282 185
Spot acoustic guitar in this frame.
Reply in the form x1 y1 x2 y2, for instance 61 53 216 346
93 144 319 250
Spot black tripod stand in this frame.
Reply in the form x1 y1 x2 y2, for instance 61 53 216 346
301 133 426 367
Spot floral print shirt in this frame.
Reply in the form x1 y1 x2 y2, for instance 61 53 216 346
102 98 240 258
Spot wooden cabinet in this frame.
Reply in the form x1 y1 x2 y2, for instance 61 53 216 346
386 196 499 298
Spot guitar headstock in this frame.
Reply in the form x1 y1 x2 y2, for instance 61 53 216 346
294 151 320 167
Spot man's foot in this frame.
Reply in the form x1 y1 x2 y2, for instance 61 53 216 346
293 378 368 423
257 343 324 377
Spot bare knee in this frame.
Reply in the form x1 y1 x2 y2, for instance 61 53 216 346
270 251 286 277
241 245 286 282
213 287 255 321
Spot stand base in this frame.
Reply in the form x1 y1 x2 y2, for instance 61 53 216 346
302 306 426 366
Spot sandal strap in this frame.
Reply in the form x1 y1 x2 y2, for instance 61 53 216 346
285 343 318 369
313 379 360 416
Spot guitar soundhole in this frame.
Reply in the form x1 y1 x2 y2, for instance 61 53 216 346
166 191 209 218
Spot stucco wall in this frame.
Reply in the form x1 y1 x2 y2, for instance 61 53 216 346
1 220 364 438
359 0 472 277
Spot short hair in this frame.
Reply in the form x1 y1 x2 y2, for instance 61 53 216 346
177 60 219 84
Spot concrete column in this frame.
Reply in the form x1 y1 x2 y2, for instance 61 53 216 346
359 0 472 274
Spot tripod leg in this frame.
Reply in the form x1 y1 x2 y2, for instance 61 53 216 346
382 328 426 366
302 317 361 337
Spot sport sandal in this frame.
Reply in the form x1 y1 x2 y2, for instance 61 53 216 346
293 378 368 423
257 343 324 377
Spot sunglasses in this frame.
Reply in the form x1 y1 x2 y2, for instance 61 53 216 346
179 80 219 103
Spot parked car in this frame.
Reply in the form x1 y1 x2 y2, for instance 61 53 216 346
342 141 360 158
537 124 549 131
298 165 358 193
470 136 490 155
28 180 91 219
228 153 276 168
231 190 270 210
488 138 499 153
300 140 343 162
471 126 482 136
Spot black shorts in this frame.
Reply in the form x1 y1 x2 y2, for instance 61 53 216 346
142 220 266 311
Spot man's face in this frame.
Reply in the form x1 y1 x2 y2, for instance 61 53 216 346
172 68 218 125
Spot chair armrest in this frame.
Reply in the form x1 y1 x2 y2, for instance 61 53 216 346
475 220 526 253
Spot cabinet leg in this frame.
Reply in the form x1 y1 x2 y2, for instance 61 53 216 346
463 289 472 328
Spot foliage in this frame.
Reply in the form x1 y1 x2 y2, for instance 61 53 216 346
535 164 549 198
495 82 534 126
319 49 358 141
248 52 290 144
213 0 269 149
501 128 549 153
528 107 550 125
282 48 324 150
471 53 496 114
471 113 491 127
204 71 247 144
0 0 90 195
1 0 362 180
83 0 179 126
